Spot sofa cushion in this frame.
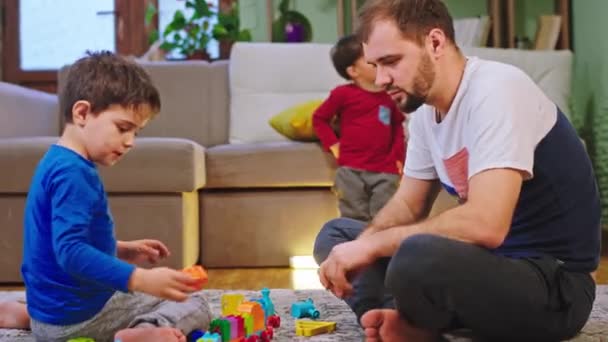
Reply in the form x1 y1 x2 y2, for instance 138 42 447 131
140 61 230 147
0 137 206 193
205 142 336 188
229 43 344 144
461 47 572 117
268 99 324 141
59 61 231 147
100 137 206 193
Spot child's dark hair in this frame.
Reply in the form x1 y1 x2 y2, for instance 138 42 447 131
60 51 161 123
331 34 364 80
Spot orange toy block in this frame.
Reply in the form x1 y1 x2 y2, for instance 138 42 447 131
182 265 208 289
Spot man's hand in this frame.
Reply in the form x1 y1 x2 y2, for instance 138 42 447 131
330 143 340 159
318 239 377 299
117 239 170 265
128 267 199 302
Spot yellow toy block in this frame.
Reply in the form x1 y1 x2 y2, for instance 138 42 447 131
221 294 245 316
295 320 337 337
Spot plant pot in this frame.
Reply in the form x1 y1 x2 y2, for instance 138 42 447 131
187 50 210 60
219 40 234 60
285 22 306 43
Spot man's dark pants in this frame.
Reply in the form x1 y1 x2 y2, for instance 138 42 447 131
313 218 595 341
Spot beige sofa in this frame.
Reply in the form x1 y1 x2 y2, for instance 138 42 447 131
0 43 573 282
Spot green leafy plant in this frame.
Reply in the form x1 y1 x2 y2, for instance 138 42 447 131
145 0 214 59
211 2 252 43
145 2 160 45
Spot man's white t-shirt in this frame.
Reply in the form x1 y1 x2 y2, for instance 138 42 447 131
403 56 601 272
405 57 556 201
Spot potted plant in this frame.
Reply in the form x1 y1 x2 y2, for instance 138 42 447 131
211 2 253 59
272 0 313 43
145 0 215 60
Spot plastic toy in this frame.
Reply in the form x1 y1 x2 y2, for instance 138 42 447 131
267 314 281 328
222 293 245 316
68 338 95 342
196 331 221 342
212 289 281 342
260 288 275 316
294 320 337 337
291 298 320 319
188 329 205 341
182 265 208 290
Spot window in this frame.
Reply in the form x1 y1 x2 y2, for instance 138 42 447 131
19 0 116 71
1 0 230 92
2 0 156 92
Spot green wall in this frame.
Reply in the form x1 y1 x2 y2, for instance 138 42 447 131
443 0 487 19
571 0 608 226
239 0 339 43
514 0 554 42
241 0 490 43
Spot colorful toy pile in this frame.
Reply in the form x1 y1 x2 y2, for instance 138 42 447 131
67 276 339 341
190 288 281 342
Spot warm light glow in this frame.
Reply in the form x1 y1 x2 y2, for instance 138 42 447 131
289 255 319 269
291 269 324 290
289 256 324 289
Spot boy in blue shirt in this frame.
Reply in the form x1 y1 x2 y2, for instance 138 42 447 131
0 51 211 342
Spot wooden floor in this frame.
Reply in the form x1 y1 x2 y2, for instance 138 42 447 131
1 256 607 291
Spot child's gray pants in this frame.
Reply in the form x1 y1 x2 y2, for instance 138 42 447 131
31 291 211 342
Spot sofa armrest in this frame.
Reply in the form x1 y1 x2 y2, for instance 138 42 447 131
100 137 206 193
0 137 206 193
0 83 60 138
0 137 56 192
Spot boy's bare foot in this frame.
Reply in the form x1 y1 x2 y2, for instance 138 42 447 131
114 327 186 342
361 309 437 342
0 301 29 329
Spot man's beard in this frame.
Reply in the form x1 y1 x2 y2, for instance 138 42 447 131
397 52 435 114
399 92 426 113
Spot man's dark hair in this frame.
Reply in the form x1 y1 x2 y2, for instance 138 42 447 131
331 34 364 80
60 51 161 123
357 0 455 46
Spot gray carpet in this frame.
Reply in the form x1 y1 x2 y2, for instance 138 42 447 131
1 286 607 341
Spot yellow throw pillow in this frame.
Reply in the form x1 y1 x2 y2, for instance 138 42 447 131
269 100 324 141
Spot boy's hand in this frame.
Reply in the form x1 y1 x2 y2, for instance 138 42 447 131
330 143 340 159
396 160 403 175
117 239 170 265
128 267 199 302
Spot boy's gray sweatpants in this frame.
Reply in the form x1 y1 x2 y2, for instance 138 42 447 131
333 166 399 222
30 291 212 342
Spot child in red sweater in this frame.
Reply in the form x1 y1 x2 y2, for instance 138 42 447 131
313 34 406 222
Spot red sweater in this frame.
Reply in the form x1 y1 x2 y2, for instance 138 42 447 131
313 84 405 174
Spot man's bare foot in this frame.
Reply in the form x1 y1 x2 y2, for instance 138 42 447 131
114 327 186 342
361 309 437 342
0 301 29 329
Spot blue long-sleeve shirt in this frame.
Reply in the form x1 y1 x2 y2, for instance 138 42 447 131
21 145 135 325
